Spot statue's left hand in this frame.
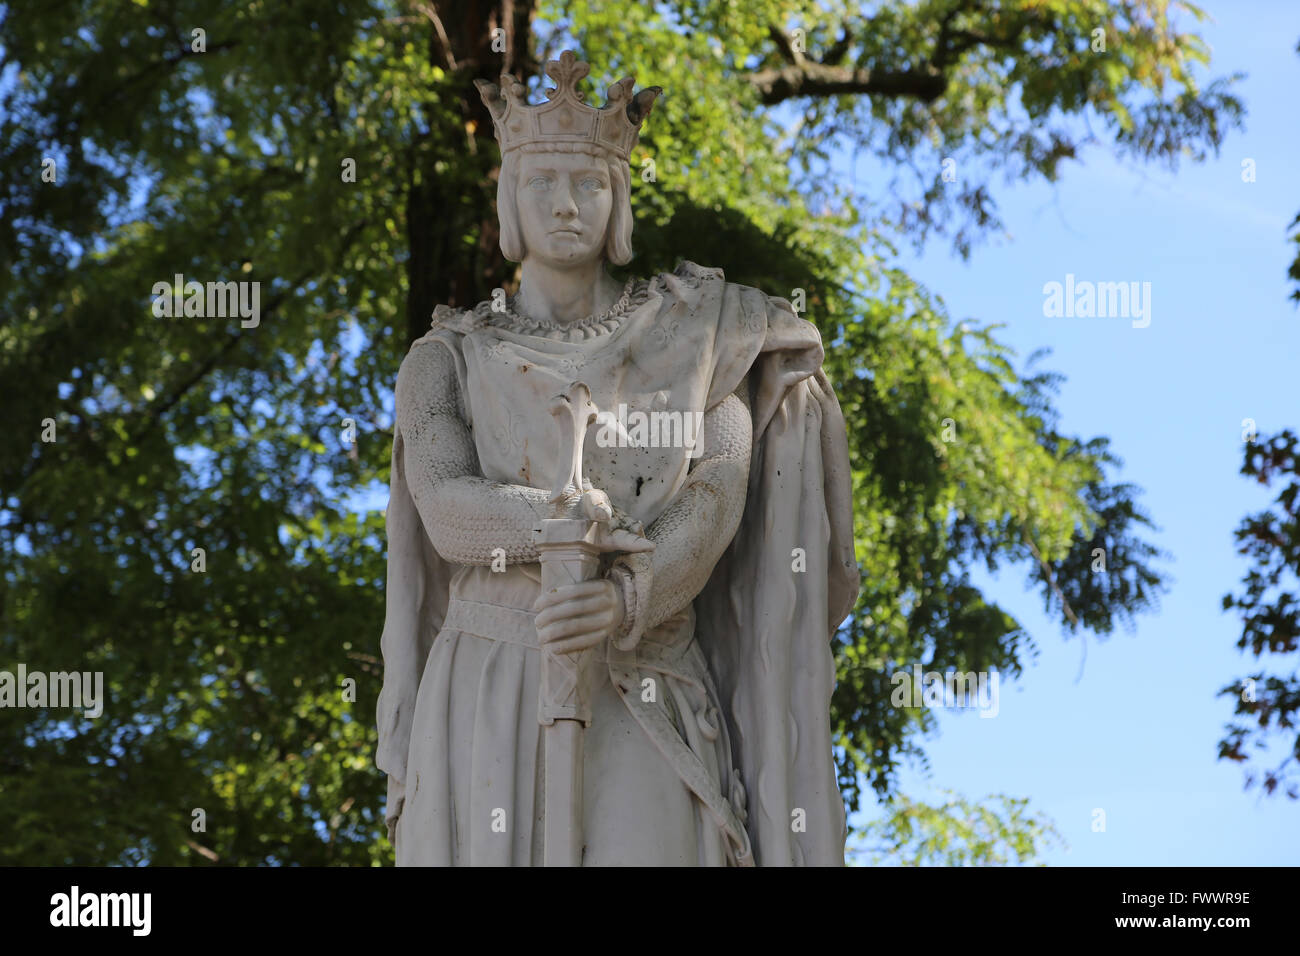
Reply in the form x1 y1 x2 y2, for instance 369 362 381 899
585 486 655 554
385 775 405 844
534 579 625 654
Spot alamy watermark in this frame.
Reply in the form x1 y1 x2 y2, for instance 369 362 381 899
0 664 104 718
1042 274 1151 328
50 886 150 936
151 274 260 328
890 666 1000 718
594 405 705 459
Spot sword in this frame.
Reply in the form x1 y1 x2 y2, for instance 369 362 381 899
536 381 607 867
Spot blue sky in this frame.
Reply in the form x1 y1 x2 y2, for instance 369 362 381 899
849 2 1300 865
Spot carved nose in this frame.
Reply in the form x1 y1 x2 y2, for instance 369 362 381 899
553 189 578 218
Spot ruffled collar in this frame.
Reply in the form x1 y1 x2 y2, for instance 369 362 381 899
429 263 720 342
486 278 647 340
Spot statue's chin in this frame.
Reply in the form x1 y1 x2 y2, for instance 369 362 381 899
529 245 603 269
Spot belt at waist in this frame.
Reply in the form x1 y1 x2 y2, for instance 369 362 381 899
443 598 537 646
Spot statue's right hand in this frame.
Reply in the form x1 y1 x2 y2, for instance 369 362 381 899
534 578 625 654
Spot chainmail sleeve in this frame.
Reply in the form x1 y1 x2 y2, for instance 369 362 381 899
396 339 549 565
609 387 752 643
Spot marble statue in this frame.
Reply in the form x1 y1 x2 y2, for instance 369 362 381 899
375 51 859 866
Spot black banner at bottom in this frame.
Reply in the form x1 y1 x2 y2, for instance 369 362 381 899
0 865 1281 941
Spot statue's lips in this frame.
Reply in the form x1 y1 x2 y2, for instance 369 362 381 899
549 227 582 235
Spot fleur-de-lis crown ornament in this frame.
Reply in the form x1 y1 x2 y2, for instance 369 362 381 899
474 50 663 161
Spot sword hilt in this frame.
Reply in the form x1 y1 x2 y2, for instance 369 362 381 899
547 382 613 523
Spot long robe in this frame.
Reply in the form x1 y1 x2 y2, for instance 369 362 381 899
376 260 859 865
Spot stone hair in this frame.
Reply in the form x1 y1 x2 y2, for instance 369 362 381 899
497 146 634 265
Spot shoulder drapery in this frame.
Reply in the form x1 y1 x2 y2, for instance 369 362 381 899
695 287 859 865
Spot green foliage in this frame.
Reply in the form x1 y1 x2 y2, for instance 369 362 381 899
852 790 1065 866
0 0 1234 864
1220 430 1300 800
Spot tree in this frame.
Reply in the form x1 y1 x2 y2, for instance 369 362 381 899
1217 35 1300 802
1 0 1236 864
1221 431 1300 799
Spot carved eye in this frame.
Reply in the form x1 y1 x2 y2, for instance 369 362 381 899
580 178 604 191
528 176 551 191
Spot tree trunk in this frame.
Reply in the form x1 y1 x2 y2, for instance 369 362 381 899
404 0 537 346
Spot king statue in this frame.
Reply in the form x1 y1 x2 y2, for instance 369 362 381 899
375 50 860 866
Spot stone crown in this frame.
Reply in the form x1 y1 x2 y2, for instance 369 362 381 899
474 50 662 162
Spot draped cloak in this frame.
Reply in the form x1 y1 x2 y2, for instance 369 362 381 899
375 260 859 865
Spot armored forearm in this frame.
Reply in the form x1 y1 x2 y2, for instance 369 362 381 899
396 341 546 566
609 389 752 643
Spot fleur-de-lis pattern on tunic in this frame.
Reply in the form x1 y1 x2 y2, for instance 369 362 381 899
490 404 527 452
555 352 587 378
650 313 681 347
741 297 765 333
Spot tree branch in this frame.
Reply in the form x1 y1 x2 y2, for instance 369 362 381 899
768 24 806 66
748 3 1043 107
748 61 947 105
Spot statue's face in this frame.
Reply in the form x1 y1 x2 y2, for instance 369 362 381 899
515 152 612 267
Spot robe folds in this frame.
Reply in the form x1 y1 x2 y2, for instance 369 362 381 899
376 260 859 865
